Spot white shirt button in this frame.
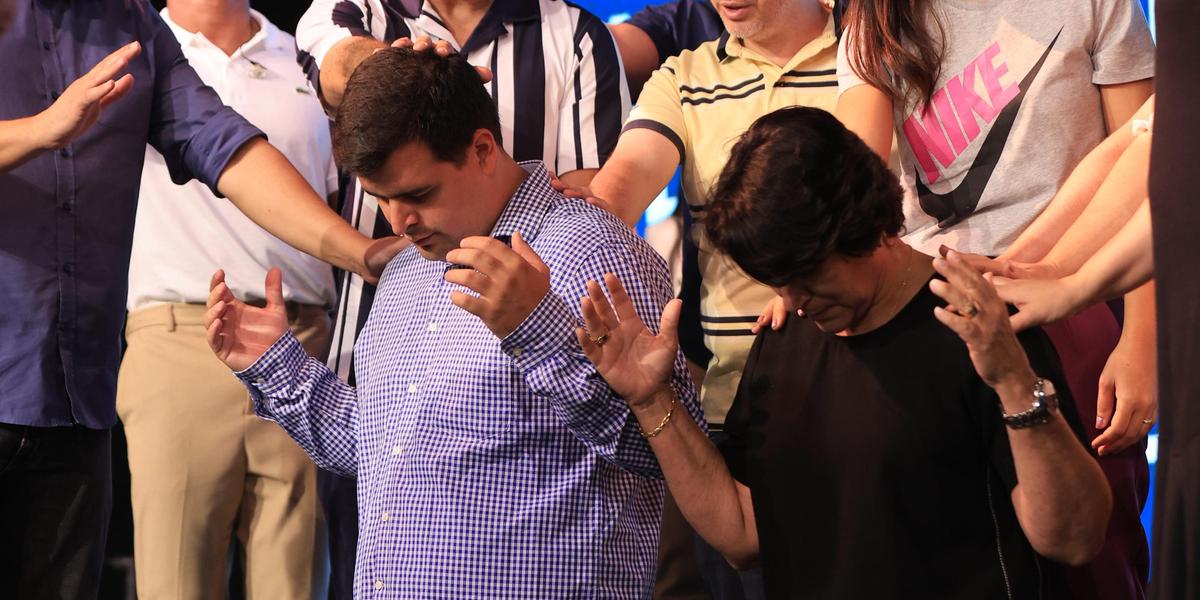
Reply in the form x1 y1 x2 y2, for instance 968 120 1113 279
381 510 390 522
512 347 523 358
391 445 402 455
427 322 440 332
253 377 265 385
374 579 383 591
407 384 418 394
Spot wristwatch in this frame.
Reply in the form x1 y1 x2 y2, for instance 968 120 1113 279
1000 378 1059 429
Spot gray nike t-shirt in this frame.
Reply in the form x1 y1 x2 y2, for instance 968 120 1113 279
838 0 1155 256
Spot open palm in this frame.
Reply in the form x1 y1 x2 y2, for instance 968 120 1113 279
576 274 679 408
205 268 289 372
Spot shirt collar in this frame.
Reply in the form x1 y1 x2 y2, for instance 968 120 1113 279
159 8 289 56
398 0 539 22
718 14 837 67
487 162 559 243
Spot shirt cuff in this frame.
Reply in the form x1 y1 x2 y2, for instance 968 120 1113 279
500 291 577 372
234 330 306 415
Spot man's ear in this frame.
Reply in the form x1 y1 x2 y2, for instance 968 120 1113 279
471 128 499 174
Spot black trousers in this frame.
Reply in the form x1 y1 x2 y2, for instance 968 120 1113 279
0 423 111 600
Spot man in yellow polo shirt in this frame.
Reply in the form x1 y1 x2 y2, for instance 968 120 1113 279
568 1 839 597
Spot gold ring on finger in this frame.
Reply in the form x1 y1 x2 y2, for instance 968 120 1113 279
590 332 610 347
961 302 980 319
1142 418 1154 425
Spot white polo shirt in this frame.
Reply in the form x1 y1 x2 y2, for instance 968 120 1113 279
127 8 338 310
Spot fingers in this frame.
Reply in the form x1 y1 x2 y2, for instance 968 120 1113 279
603 273 640 325
659 299 682 351
932 305 977 343
98 73 135 109
474 65 494 83
207 275 235 310
586 279 620 332
752 309 770 334
449 289 489 318
264 267 286 311
82 79 116 106
1094 398 1136 456
579 298 605 340
390 36 413 48
205 309 226 355
1094 376 1116 430
86 41 140 85
444 266 492 296
445 244 507 275
511 231 548 273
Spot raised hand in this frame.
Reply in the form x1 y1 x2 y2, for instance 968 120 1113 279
929 251 1036 390
444 231 551 338
576 273 680 408
35 41 141 150
205 268 289 372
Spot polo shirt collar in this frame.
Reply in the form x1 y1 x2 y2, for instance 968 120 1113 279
488 162 559 243
160 8 289 55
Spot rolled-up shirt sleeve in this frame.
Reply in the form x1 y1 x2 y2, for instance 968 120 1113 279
146 12 263 196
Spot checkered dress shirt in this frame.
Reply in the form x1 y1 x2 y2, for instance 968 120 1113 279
237 163 703 598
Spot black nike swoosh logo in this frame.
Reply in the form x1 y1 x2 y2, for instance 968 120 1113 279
915 28 1063 229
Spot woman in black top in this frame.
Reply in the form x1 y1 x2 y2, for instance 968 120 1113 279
575 107 1112 598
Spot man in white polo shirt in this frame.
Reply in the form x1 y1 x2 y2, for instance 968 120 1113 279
116 1 337 597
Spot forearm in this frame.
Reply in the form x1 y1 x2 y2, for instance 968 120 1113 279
319 36 388 109
1004 130 1137 263
590 134 678 227
996 373 1111 565
217 137 372 277
1029 135 1151 270
1067 200 1154 306
238 331 360 476
631 389 759 568
0 116 49 172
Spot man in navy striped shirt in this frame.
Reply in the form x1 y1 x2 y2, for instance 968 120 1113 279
294 4 628 591
205 49 700 598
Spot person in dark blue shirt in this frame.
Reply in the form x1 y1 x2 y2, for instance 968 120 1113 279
0 2 398 596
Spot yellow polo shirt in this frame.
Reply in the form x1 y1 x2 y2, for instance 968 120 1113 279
624 18 838 425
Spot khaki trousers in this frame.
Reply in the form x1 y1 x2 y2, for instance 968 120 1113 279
117 303 330 600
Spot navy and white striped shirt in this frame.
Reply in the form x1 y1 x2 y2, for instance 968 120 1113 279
237 164 703 598
297 0 630 382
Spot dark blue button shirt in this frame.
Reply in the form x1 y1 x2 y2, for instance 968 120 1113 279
0 0 264 428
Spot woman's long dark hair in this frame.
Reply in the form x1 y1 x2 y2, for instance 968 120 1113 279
844 0 946 109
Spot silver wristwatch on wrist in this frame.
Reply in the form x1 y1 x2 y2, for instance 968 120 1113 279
1000 378 1059 429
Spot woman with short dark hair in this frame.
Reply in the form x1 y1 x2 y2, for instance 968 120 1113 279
576 107 1111 598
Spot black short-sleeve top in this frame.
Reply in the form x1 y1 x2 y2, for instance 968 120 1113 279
720 280 1087 599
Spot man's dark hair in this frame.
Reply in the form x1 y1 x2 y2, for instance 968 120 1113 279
704 106 905 287
332 48 503 177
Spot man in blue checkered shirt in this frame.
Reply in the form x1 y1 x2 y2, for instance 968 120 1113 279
204 47 703 598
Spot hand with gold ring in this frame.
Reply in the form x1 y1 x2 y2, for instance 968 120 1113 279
929 250 1035 391
577 274 681 409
